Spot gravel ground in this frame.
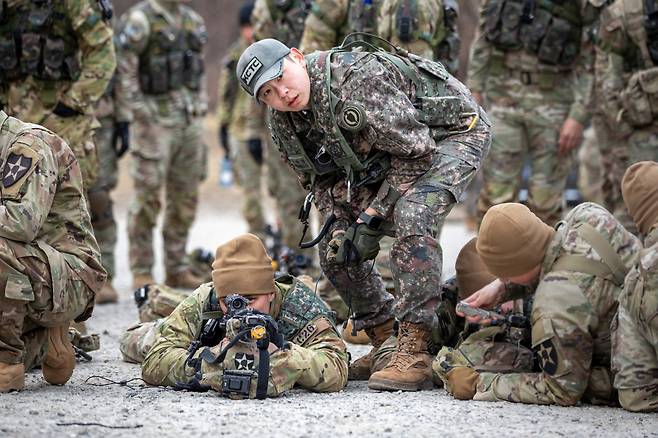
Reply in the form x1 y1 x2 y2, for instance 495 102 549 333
1 140 657 438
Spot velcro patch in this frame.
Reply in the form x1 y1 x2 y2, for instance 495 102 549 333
291 317 333 345
339 102 366 132
1 143 40 200
537 339 558 375
234 353 255 371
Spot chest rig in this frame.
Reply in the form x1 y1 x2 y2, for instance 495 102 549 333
483 0 583 66
0 0 82 83
137 3 207 95
266 0 311 47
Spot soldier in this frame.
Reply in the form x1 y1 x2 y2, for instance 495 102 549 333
437 202 640 406
0 111 106 392
116 0 208 290
613 161 658 412
218 1 268 240
598 0 658 173
236 39 490 391
471 1 605 226
125 234 348 398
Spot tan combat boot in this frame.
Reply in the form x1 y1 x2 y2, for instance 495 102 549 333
95 279 119 304
132 273 156 290
42 325 76 385
367 321 434 391
348 318 394 381
0 363 25 392
341 319 370 345
165 269 203 290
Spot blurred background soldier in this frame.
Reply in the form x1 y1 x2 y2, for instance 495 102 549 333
116 0 208 290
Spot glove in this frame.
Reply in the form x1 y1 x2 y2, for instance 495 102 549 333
335 222 382 265
219 124 230 156
247 138 263 165
325 230 346 264
112 121 130 157
53 102 82 118
446 366 479 400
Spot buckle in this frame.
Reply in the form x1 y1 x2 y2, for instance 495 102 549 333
520 71 532 85
221 370 254 398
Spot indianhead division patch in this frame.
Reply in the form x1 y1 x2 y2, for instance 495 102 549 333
234 353 255 371
340 102 366 132
2 152 33 188
537 339 558 375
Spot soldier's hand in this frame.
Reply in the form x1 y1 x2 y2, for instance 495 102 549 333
112 122 130 157
53 102 82 118
247 138 263 165
558 117 583 155
325 230 346 264
458 278 505 324
335 222 382 265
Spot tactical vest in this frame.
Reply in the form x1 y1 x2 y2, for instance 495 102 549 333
483 0 583 66
0 0 81 83
272 46 477 185
265 0 312 47
137 3 207 95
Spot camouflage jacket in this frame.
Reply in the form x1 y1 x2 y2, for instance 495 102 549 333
115 0 208 125
141 278 348 395
0 111 106 298
475 202 641 406
216 38 266 141
269 50 485 219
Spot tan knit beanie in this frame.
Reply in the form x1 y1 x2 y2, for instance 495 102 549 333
212 234 276 297
455 237 497 300
621 161 658 235
477 203 555 278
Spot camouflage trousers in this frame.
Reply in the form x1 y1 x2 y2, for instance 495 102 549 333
89 116 119 278
120 320 164 364
0 238 95 368
477 77 574 226
232 136 266 239
128 116 204 276
321 121 489 331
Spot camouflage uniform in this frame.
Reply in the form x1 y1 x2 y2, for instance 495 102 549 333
116 0 208 278
129 279 348 396
472 0 604 226
269 49 490 331
0 111 106 369
0 0 116 190
612 226 658 412
598 0 658 172
217 38 267 238
439 203 641 406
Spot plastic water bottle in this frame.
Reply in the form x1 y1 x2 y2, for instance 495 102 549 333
219 157 233 187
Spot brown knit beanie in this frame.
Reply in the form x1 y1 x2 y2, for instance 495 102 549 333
621 161 658 235
212 234 276 297
456 237 497 300
477 203 555 278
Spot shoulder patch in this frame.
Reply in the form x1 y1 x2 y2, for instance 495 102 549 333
338 102 366 132
1 143 41 200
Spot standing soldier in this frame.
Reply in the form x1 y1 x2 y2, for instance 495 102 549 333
116 0 208 290
472 1 604 226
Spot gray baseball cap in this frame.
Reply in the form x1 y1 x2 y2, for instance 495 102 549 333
237 39 291 102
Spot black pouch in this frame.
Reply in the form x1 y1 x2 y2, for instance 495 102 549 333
20 33 41 76
520 7 552 54
0 35 20 79
183 51 203 90
496 0 524 49
42 37 65 80
483 0 506 42
537 17 573 65
168 51 185 90
145 55 169 94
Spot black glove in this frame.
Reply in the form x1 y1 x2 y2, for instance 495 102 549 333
219 124 230 156
53 102 82 118
112 121 130 157
335 222 383 265
247 138 263 165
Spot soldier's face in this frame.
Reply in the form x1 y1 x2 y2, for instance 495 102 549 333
219 292 275 314
258 49 310 112
501 265 541 286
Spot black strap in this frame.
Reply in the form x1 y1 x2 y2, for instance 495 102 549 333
256 343 270 400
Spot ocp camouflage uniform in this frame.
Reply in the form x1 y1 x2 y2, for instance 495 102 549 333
0 111 106 369
217 38 267 239
612 226 658 412
269 48 491 332
440 203 641 406
133 279 348 396
472 0 604 226
0 0 116 190
116 0 208 279
598 0 658 169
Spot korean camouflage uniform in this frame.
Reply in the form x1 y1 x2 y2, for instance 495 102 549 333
116 0 208 278
130 279 348 396
0 0 115 192
269 49 490 332
0 111 106 369
612 225 658 412
443 203 640 406
472 0 605 226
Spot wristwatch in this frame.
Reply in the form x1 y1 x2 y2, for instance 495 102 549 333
358 211 385 230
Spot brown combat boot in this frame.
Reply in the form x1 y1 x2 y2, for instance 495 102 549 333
0 363 25 392
132 273 156 290
42 325 76 385
341 319 370 345
348 318 394 381
165 269 203 290
367 321 434 391
95 280 119 304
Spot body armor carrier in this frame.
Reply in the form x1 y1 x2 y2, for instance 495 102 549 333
483 0 583 66
0 0 81 83
137 3 206 95
266 0 312 47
